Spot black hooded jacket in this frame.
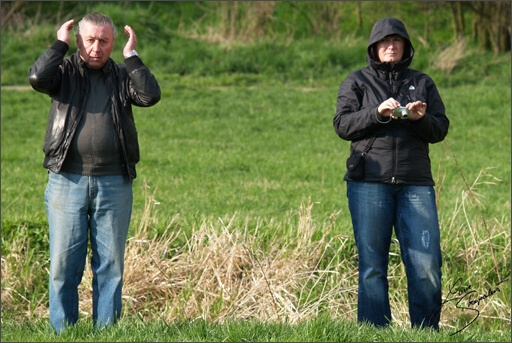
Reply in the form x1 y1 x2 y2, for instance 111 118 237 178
28 40 161 181
333 17 449 185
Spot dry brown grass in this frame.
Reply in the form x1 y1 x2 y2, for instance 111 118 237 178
2 172 509 331
101 194 360 325
431 39 470 74
178 1 278 46
1 229 49 321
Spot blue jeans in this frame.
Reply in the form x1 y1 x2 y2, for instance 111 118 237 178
347 181 442 329
45 172 132 333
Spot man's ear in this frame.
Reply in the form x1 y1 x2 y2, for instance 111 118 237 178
75 34 82 49
76 34 87 56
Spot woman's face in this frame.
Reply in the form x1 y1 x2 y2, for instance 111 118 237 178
376 35 404 65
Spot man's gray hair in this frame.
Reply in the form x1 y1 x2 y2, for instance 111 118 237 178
77 12 117 38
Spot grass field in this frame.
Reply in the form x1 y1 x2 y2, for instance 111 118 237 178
1 1 510 341
2 73 510 341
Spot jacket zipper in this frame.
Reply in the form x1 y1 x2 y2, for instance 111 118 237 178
389 71 398 184
392 132 397 184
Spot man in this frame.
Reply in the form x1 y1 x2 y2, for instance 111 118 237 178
28 12 161 332
333 18 449 329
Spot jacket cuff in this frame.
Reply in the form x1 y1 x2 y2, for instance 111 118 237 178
51 40 70 55
375 108 391 124
124 55 144 72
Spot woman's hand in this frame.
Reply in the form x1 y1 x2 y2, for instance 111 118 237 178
378 98 401 118
406 101 427 121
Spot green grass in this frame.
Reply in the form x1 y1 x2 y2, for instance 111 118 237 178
1 1 510 341
2 315 511 342
3 76 509 235
2 75 510 341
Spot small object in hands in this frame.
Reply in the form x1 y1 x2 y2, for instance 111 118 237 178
392 106 409 119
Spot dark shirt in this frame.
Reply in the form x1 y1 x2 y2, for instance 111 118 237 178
61 67 125 176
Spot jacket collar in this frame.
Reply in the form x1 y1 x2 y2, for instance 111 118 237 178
368 55 411 81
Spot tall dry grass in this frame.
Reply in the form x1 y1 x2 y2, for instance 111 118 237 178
179 1 277 45
177 1 348 46
1 230 49 321
105 190 360 325
431 39 470 74
2 171 510 331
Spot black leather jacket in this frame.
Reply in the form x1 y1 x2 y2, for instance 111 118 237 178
28 40 161 181
333 18 449 185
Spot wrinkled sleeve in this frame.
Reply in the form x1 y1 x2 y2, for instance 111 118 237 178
124 56 161 107
410 78 449 143
333 72 382 141
27 40 69 95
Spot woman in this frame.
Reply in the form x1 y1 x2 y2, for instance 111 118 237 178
333 17 449 329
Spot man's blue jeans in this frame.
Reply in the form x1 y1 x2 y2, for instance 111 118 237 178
347 181 442 329
45 172 132 333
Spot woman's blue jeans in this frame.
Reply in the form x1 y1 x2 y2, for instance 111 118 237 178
45 172 132 333
347 181 442 329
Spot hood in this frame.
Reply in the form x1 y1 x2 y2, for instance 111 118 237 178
366 17 414 69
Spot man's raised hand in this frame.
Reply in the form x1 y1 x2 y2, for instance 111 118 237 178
57 19 75 46
123 25 137 57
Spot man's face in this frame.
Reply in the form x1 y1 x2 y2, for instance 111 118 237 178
376 35 404 65
76 21 114 69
